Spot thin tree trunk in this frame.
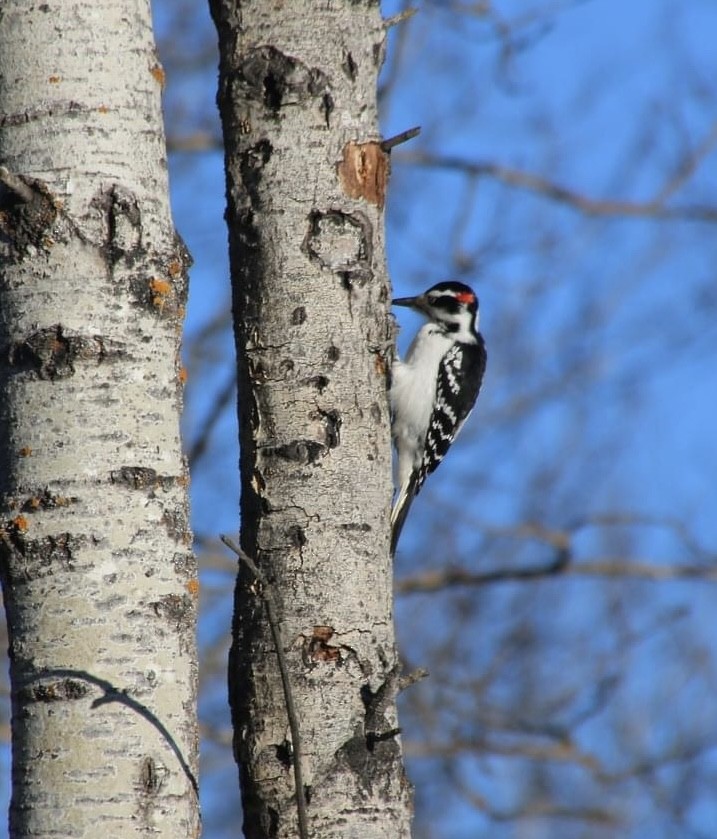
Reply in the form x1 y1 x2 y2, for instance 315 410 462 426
0 2 199 836
210 2 413 837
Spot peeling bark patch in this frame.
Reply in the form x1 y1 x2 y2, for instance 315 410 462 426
302 210 373 285
31 678 89 703
304 625 341 663
337 141 388 208
0 170 57 260
237 46 331 112
1 325 126 380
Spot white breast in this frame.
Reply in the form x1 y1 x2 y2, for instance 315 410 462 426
391 324 453 488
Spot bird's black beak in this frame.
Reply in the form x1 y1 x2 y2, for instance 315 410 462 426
392 293 427 312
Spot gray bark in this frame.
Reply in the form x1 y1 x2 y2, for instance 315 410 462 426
209 1 413 837
0 2 199 836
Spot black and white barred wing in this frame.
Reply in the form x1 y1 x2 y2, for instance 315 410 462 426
415 337 487 493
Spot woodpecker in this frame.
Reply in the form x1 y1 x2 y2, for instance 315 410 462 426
390 281 487 553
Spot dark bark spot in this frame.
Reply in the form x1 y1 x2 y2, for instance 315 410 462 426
342 50 358 81
31 678 88 702
327 344 340 362
286 525 306 549
1 325 125 381
239 139 273 207
18 488 77 512
263 439 326 465
111 466 158 490
172 550 196 581
366 727 402 751
152 593 194 631
237 46 331 112
291 306 306 325
373 39 386 69
0 172 57 261
321 92 334 127
0 530 83 582
275 740 293 770
340 522 372 532
139 756 167 795
162 505 190 543
317 408 341 449
304 374 329 393
105 185 142 264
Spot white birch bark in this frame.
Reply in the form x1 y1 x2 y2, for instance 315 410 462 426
210 1 413 837
0 2 199 836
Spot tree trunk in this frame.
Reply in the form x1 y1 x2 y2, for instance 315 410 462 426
210 2 413 837
0 2 199 836
212 0 410 839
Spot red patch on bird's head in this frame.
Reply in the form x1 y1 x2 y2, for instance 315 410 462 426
455 291 475 304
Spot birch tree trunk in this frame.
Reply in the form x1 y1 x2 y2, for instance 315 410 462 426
210 2 413 837
0 2 199 836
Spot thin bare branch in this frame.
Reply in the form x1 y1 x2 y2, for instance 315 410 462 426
396 151 717 222
396 557 717 594
381 126 421 152
383 8 417 29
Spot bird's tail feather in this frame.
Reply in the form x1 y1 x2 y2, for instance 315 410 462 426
390 473 419 555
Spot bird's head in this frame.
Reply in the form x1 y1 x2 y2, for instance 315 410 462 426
393 281 479 336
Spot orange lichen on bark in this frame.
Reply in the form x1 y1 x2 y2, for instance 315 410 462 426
150 63 166 88
149 277 173 310
19 446 32 457
12 515 29 532
150 277 172 296
337 141 389 208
